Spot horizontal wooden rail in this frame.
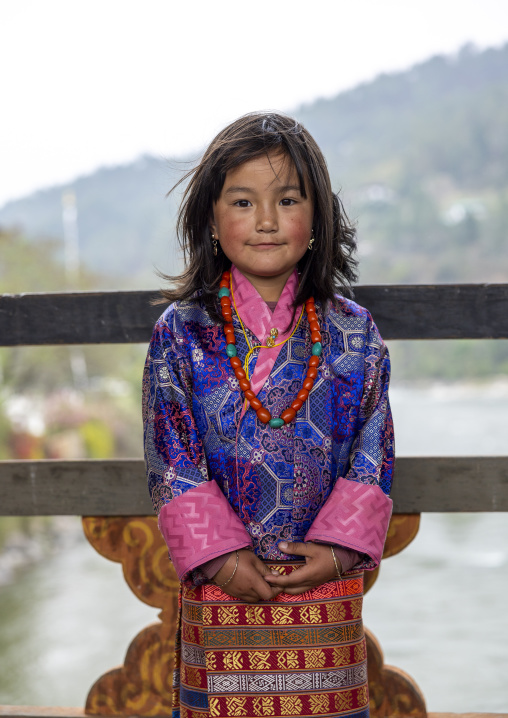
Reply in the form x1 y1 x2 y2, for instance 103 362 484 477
1 284 507 346
0 457 507 515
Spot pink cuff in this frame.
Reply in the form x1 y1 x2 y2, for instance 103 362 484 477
305 477 393 567
158 481 252 580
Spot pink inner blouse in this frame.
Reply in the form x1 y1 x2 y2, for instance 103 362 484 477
231 265 302 398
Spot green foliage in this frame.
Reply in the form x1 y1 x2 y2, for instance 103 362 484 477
0 157 183 289
79 418 117 459
0 227 145 461
0 229 65 292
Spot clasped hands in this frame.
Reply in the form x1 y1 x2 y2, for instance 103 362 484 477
212 541 341 604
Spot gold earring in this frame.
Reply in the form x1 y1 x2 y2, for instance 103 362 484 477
211 233 218 256
308 231 315 250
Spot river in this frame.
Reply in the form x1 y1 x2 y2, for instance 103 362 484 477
0 383 507 712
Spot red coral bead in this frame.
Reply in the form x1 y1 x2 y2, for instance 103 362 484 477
311 331 322 343
219 279 229 288
224 323 234 333
307 367 318 379
309 320 320 333
307 311 318 324
305 298 315 309
297 389 309 402
234 367 246 380
250 397 262 410
222 313 232 321
291 398 304 411
230 356 242 369
303 378 314 391
222 271 230 280
239 379 250 392
225 332 235 345
309 356 320 367
281 408 296 423
244 389 256 401
256 407 271 424
220 296 231 308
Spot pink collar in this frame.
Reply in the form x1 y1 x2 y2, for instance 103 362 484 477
231 265 302 397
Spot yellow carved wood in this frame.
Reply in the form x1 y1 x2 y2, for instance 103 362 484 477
383 514 421 559
364 513 421 594
82 517 177 715
82 513 426 716
83 516 179 610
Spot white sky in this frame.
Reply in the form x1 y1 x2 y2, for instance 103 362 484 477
1 0 507 207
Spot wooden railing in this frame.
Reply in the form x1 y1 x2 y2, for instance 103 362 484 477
1 284 507 718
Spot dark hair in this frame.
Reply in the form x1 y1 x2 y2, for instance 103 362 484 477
159 111 357 319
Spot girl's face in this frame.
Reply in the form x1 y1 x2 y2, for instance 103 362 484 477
210 152 314 300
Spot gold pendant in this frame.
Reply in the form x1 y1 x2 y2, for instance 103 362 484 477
266 327 278 347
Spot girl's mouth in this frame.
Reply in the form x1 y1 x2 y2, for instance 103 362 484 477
249 242 282 248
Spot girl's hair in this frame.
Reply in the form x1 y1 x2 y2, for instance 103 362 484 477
160 111 357 319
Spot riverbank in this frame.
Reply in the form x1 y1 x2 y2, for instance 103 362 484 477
0 517 82 586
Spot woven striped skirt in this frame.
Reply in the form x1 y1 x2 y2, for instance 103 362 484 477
172 565 369 718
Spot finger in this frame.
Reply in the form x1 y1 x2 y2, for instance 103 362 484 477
263 570 283 581
256 559 281 578
270 585 283 599
253 573 278 602
278 541 313 557
265 575 316 595
265 564 315 587
248 560 285 601
235 557 278 602
224 581 267 603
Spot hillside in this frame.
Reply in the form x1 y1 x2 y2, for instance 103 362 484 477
1 43 507 290
297 43 508 284
0 156 183 290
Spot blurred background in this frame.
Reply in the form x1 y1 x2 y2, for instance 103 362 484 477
0 0 507 712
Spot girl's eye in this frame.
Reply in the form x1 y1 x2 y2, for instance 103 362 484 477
234 200 252 208
280 198 296 206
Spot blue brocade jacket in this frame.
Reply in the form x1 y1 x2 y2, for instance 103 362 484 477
143 292 394 584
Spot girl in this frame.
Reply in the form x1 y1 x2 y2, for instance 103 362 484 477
143 112 394 718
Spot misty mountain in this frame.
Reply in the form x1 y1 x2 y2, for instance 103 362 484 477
1 42 507 289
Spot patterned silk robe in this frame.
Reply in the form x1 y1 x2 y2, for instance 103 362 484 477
143 268 394 718
143 267 394 583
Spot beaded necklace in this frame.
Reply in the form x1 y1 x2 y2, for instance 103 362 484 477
218 270 322 429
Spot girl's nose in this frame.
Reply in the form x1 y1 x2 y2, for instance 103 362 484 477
256 204 278 232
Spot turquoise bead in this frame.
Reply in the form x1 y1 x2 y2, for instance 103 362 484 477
226 344 237 357
218 287 230 298
312 342 322 356
269 417 284 429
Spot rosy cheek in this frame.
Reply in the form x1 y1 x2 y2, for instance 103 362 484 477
220 216 248 243
288 218 312 244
